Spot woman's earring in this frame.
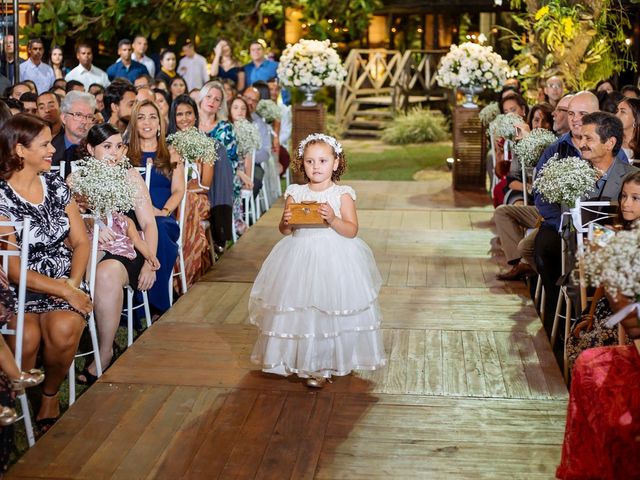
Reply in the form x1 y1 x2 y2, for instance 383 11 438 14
157 130 160 138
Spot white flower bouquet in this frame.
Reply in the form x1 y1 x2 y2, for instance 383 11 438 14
479 102 500 126
532 154 598 207
166 127 218 165
256 99 281 123
70 156 137 215
436 42 513 91
277 39 347 88
513 128 558 167
582 225 640 299
233 119 261 159
488 113 523 140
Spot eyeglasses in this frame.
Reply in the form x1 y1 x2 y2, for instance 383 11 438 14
546 83 563 89
66 111 95 122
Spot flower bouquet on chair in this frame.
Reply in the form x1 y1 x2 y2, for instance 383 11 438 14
166 127 218 165
532 154 598 209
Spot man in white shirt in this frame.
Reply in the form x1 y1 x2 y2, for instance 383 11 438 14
177 41 209 91
131 35 155 78
65 43 109 90
19 39 55 94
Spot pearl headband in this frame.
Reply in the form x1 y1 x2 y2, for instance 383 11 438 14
297 133 343 159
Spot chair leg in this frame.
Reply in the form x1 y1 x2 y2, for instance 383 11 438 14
142 291 152 328
540 287 546 321
563 294 572 383
18 392 35 447
127 287 134 347
534 274 542 308
179 249 187 295
205 225 216 264
88 312 102 376
168 276 174 306
68 362 76 406
550 291 564 346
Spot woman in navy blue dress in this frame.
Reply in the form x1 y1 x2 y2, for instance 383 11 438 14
127 100 185 313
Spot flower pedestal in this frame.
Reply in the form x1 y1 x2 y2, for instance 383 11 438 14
452 106 488 191
291 104 326 184
459 86 484 109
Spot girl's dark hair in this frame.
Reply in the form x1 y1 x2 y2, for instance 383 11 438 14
159 49 175 63
77 122 120 158
500 93 529 117
619 97 640 160
0 114 49 180
0 100 13 129
152 88 171 107
600 91 625 114
616 171 640 229
229 95 251 124
293 138 346 182
527 102 554 130
168 94 199 135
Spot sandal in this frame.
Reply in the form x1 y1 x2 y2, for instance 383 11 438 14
0 406 18 426
10 369 45 392
76 368 98 386
36 391 59 435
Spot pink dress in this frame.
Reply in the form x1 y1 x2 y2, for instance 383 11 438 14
92 213 137 260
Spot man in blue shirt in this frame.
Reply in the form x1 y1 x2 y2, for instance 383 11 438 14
107 39 149 83
244 40 290 105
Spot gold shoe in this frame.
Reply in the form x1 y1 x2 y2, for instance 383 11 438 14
11 369 45 392
306 376 327 388
0 406 18 426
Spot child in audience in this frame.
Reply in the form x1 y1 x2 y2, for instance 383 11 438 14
248 133 386 388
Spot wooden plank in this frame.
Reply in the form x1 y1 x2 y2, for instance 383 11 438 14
441 330 467 396
387 256 409 287
426 257 447 287
383 329 409 394
406 256 427 287
461 331 486 397
476 331 508 397
462 257 486 288
405 329 426 394
445 257 466 288
516 331 551 400
493 331 532 399
424 329 443 395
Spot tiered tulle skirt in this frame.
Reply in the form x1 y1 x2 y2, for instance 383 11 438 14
249 228 387 378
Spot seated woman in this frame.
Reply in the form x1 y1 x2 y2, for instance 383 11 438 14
0 114 92 432
75 123 159 384
127 100 185 313
566 171 640 370
616 97 640 165
167 94 214 286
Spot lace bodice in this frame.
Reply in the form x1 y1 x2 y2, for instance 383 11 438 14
284 183 356 219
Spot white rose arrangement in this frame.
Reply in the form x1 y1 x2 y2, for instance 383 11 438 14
532 154 598 208
70 156 137 215
513 128 558 167
233 118 261 159
166 127 218 165
436 42 513 91
277 39 347 88
256 99 281 123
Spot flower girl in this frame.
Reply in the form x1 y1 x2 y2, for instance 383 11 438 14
249 133 386 387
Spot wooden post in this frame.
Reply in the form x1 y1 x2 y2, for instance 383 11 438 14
291 104 326 184
452 106 487 191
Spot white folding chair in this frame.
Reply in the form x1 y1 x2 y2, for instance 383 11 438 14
240 151 258 226
550 198 616 381
256 161 270 218
169 164 189 305
48 161 66 179
68 216 103 406
0 218 36 447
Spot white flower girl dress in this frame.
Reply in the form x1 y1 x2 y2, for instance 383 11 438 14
249 183 387 378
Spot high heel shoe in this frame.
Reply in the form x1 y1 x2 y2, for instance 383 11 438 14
0 406 18 426
10 369 45 392
36 391 59 435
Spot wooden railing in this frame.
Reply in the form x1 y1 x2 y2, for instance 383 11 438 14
335 48 448 130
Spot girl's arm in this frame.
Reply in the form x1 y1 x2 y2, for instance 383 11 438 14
279 196 294 235
319 194 358 238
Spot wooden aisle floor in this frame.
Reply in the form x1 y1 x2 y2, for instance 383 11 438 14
8 177 568 479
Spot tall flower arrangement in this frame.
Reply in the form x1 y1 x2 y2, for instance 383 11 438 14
435 42 513 91
277 39 347 88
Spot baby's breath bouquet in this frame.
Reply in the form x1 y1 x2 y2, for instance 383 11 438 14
70 156 137 215
479 102 500 126
582 225 640 300
532 154 598 208
488 113 522 140
513 128 557 167
166 127 218 165
256 99 281 123
234 119 261 159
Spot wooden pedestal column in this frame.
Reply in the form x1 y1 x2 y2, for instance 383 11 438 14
452 106 487 191
291 104 326 184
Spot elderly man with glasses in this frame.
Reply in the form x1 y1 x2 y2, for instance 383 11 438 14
52 91 96 175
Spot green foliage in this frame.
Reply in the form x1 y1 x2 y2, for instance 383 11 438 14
502 0 634 93
25 0 380 55
381 108 450 145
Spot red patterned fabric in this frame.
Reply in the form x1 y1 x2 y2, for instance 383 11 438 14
557 345 640 479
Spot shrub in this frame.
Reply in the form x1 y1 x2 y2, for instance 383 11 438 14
382 108 450 145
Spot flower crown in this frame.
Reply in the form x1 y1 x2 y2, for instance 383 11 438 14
297 133 343 159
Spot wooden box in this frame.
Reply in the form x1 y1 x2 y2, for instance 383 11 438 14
289 201 328 228
452 106 488 191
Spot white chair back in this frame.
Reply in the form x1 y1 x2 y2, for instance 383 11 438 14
49 161 66 178
572 199 617 255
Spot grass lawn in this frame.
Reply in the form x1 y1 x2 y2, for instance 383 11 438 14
342 139 453 181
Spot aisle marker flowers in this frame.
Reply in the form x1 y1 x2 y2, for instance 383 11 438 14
256 99 281 123
436 42 513 91
277 39 347 88
166 127 218 165
234 118 261 159
70 156 137 215
513 128 558 167
532 154 598 208
488 113 523 140
479 102 500 126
